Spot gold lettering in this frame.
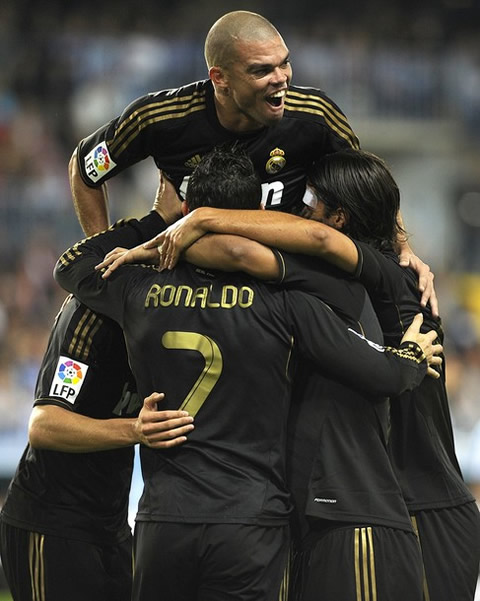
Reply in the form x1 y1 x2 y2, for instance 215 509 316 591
221 285 237 308
238 287 254 308
145 284 161 308
159 285 175 307
175 285 193 307
190 287 209 308
206 285 220 308
145 284 255 309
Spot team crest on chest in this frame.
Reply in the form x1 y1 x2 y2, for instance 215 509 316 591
265 148 286 175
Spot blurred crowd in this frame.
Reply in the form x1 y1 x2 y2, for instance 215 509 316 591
1 0 480 502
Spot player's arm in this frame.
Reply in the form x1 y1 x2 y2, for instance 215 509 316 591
152 206 439 316
395 209 438 315
69 149 110 237
29 392 194 452
148 208 358 273
55 212 172 323
182 234 280 279
97 229 281 281
290 294 442 397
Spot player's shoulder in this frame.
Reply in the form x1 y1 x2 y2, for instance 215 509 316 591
123 79 211 117
54 295 124 364
285 86 346 121
284 84 359 147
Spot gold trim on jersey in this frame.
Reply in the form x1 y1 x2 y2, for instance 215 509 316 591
285 90 359 149
109 91 207 157
28 532 45 601
278 545 291 601
385 341 426 365
354 527 377 601
411 515 432 601
58 241 83 266
68 307 103 362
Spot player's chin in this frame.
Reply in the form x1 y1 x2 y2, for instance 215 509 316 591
263 106 285 126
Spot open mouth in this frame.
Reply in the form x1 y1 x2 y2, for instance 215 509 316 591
266 90 286 108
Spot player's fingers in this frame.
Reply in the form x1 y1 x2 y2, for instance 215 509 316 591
150 435 189 449
101 256 127 279
427 366 441 379
153 420 195 437
421 285 440 319
149 412 193 425
416 264 430 293
103 246 128 261
144 422 195 448
166 244 181 270
95 250 125 270
144 232 165 250
143 392 165 409
405 313 423 335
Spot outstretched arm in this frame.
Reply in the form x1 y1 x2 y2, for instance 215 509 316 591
146 207 359 273
150 206 439 316
96 232 281 281
29 392 194 452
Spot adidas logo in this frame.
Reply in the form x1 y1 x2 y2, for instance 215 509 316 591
184 154 203 169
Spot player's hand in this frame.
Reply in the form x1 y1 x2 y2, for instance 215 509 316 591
400 313 443 378
95 244 159 278
152 172 183 225
144 210 206 271
134 392 194 448
398 249 439 318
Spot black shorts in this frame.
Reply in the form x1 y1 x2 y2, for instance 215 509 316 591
132 521 290 601
0 519 132 601
291 523 423 601
411 501 480 601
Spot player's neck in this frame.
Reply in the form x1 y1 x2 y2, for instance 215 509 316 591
213 94 264 134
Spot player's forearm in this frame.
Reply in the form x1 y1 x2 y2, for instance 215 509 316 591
192 207 306 244
191 208 357 272
69 150 110 236
184 234 279 280
29 406 137 452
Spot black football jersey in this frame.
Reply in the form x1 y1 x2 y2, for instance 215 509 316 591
75 80 359 214
0 212 167 544
54 218 427 527
275 252 414 531
0 296 140 544
354 240 475 511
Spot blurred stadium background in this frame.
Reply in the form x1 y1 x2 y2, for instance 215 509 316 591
1 0 480 594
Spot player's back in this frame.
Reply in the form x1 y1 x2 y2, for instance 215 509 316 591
121 262 297 526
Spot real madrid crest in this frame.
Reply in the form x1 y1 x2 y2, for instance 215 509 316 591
265 148 286 175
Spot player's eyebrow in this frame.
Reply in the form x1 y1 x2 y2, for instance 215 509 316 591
246 53 290 74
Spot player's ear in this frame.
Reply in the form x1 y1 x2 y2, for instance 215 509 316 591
181 200 189 216
333 209 347 229
210 66 229 95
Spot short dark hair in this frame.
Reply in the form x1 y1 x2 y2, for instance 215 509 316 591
308 149 405 251
186 145 262 211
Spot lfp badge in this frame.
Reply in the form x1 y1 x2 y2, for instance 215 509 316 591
49 356 89 404
84 141 117 184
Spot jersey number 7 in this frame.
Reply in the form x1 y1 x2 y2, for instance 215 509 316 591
162 331 223 417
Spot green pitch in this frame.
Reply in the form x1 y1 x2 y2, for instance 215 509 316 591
0 592 12 601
